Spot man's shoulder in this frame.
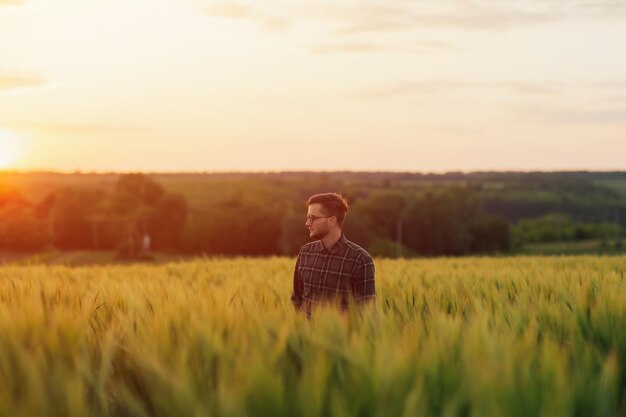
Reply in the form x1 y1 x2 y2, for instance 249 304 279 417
298 241 319 255
342 237 373 263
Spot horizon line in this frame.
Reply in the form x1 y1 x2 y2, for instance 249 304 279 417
3 168 626 176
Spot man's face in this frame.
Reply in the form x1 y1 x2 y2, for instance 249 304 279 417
306 203 333 240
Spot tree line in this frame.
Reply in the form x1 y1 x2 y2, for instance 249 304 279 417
0 174 187 256
2 171 624 257
0 174 511 257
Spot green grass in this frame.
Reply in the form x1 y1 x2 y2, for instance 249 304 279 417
0 256 625 416
516 240 626 255
594 179 626 196
0 250 195 267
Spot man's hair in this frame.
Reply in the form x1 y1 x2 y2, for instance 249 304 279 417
306 193 350 228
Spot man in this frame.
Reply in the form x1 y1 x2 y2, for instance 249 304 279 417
291 192 376 317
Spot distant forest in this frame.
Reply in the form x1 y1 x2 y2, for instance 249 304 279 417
1 171 625 257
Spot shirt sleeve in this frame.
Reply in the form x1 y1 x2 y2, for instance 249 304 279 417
352 255 376 304
291 251 304 310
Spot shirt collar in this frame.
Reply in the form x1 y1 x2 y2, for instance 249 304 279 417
316 233 348 254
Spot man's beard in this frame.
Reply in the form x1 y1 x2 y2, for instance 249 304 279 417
310 227 329 240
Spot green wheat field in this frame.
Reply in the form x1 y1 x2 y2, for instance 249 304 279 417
1 256 625 417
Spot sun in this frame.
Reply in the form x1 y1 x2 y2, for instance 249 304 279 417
0 129 23 169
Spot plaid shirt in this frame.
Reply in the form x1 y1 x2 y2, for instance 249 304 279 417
291 233 375 315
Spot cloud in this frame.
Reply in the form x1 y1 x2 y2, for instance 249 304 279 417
0 73 46 91
207 3 256 19
574 0 626 16
304 1 626 35
596 95 626 105
305 4 417 34
504 82 563 95
349 80 564 100
349 81 454 100
304 3 558 35
308 42 394 55
206 2 291 31
3 121 152 135
205 1 625 43
308 40 454 55
263 16 291 31
502 98 626 126
408 40 456 52
544 108 626 125
590 81 626 89
408 9 557 31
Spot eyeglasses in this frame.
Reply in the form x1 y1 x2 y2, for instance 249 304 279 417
305 215 333 224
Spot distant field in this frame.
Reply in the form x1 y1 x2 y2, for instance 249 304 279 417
0 250 195 267
4 171 626 206
594 179 626 195
518 239 626 255
0 256 625 416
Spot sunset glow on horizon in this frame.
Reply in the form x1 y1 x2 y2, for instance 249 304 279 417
1 0 626 172
0 129 24 169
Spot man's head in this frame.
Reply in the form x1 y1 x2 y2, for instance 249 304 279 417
305 193 350 240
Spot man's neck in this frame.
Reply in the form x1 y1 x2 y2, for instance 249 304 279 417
321 229 342 250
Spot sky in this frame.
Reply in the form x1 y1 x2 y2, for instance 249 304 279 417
1 0 626 172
